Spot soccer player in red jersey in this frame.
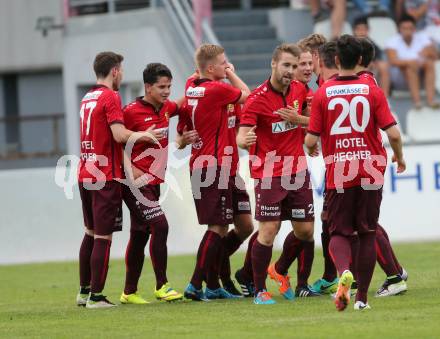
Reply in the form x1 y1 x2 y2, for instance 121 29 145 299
268 45 320 298
305 35 406 311
298 34 327 87
120 63 188 304
237 43 315 304
357 38 409 297
77 52 156 308
177 44 252 301
309 42 343 295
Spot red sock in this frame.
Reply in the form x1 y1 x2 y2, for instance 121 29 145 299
349 234 360 281
275 231 303 275
242 231 258 281
150 216 169 290
378 224 403 274
190 231 221 289
376 224 400 276
356 232 376 303
90 238 112 294
79 234 94 287
297 240 314 288
329 235 351 276
220 230 243 283
321 221 337 281
252 240 273 293
124 230 149 295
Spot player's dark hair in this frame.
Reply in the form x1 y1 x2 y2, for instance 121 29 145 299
272 43 301 61
359 38 375 67
353 15 369 30
336 35 362 70
318 41 338 69
93 51 123 78
398 13 416 26
143 63 172 84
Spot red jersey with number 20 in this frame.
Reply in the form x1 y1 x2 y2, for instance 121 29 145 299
308 75 396 189
78 84 124 182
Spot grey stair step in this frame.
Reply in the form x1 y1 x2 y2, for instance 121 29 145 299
236 69 269 86
215 26 277 41
229 53 272 70
223 39 281 55
213 11 269 26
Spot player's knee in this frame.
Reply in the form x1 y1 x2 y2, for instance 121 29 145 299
151 215 169 236
94 234 112 241
235 219 254 239
84 228 94 237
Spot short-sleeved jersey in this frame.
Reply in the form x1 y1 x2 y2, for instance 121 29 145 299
240 79 308 179
178 78 242 172
123 97 180 185
305 84 314 110
308 75 397 189
78 84 124 182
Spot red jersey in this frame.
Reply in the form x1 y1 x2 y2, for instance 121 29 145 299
123 97 180 185
78 84 124 182
178 78 242 172
240 79 308 179
308 75 397 189
357 70 378 87
305 84 314 110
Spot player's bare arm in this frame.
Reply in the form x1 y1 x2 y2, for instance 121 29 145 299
384 125 406 173
111 123 164 144
236 126 257 150
225 65 250 104
304 133 319 155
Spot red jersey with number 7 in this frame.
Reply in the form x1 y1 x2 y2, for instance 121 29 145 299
78 84 124 183
180 78 242 172
308 75 396 189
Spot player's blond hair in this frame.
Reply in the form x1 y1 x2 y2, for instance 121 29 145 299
298 34 327 53
272 43 301 62
195 44 225 72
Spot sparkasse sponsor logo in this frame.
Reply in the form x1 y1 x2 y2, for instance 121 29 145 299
186 86 206 98
326 84 369 97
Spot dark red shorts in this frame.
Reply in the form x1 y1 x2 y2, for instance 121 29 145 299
254 171 314 222
232 174 252 216
122 184 165 233
326 186 383 236
79 180 123 236
191 167 250 225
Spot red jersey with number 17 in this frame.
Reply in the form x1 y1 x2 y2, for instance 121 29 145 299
78 84 124 182
308 75 396 189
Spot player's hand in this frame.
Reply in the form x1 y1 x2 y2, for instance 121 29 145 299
275 105 300 124
392 154 406 173
308 143 320 157
181 125 199 145
245 126 257 147
145 124 164 143
226 62 235 73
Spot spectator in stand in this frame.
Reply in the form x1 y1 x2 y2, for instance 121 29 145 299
309 0 347 38
351 0 391 15
353 16 391 96
386 14 439 109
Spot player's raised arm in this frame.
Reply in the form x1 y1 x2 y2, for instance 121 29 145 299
225 65 250 104
236 126 256 150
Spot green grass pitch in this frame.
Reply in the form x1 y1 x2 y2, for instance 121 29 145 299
1 242 439 338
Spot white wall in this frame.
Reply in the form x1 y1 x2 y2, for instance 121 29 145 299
1 143 439 264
